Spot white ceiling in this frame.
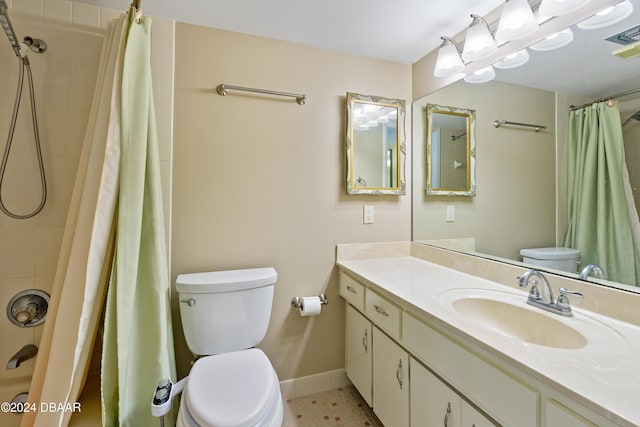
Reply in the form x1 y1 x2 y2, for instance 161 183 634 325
75 0 505 64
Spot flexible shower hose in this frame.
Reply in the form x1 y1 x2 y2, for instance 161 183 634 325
0 55 47 219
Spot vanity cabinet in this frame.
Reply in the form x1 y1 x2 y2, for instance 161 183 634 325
410 357 495 427
340 270 614 427
372 326 409 427
545 399 598 427
345 304 372 406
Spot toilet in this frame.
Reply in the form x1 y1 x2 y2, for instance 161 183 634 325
520 247 581 273
175 267 283 427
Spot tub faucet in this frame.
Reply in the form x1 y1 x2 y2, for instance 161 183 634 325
579 263 605 281
7 344 38 369
518 269 583 317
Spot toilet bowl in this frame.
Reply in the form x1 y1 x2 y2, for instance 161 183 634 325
177 349 283 427
175 268 283 427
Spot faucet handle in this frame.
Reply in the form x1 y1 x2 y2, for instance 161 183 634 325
556 288 584 310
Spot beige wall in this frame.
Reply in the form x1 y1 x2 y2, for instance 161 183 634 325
413 80 556 261
172 23 412 380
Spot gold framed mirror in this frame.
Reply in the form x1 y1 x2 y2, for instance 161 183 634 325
426 103 476 196
346 92 406 195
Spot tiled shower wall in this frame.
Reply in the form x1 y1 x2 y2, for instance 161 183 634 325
0 1 174 424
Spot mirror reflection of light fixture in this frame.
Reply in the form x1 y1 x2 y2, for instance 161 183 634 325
434 36 465 77
462 14 498 62
577 0 633 29
464 65 496 83
530 28 574 51
495 0 539 42
539 0 591 16
493 48 530 68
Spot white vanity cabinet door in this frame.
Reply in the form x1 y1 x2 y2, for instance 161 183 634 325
345 304 372 406
545 400 597 427
461 401 496 427
410 357 461 427
373 326 409 427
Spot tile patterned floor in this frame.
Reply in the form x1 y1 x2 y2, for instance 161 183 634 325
283 385 383 427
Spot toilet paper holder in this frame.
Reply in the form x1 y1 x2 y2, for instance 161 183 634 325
291 294 328 308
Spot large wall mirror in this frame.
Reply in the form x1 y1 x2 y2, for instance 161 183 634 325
413 1 640 291
426 104 476 196
346 92 406 195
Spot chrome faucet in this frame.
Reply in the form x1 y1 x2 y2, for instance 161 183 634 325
518 269 583 317
7 344 38 369
579 263 605 281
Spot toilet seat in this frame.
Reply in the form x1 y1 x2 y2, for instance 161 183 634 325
182 348 282 427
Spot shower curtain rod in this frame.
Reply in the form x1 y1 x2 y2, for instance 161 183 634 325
216 84 307 105
570 87 640 111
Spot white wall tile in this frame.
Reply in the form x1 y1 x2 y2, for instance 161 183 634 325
43 0 71 22
11 0 43 15
70 1 99 27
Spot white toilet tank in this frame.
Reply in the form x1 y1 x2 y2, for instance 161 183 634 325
520 247 580 273
176 267 277 356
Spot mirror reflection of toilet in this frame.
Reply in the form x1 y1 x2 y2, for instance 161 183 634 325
520 247 581 273
174 267 283 427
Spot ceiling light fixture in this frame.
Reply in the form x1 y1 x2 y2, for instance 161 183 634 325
462 14 498 62
577 0 633 29
495 0 539 42
530 28 574 50
464 65 496 83
539 0 592 16
433 36 465 77
493 48 530 68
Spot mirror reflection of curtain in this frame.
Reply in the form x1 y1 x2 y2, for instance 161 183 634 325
564 101 640 286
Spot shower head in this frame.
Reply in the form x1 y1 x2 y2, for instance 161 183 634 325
623 111 640 128
0 0 22 57
23 36 47 53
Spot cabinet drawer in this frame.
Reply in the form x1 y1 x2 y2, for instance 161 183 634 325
403 312 538 427
339 272 365 311
366 289 401 339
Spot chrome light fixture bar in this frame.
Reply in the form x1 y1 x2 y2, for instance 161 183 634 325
462 14 498 62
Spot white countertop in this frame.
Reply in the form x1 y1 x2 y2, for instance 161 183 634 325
337 255 640 427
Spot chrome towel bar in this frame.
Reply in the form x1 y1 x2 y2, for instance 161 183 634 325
493 120 547 132
217 84 307 105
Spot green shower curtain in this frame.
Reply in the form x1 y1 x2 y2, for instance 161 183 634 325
564 101 640 286
101 9 176 426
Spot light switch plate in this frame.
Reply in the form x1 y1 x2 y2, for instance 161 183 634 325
363 205 374 224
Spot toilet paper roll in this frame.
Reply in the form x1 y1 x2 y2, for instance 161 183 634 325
299 296 322 317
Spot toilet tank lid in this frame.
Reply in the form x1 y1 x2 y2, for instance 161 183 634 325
520 247 580 260
176 267 277 293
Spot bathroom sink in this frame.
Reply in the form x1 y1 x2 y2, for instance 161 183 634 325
439 288 590 349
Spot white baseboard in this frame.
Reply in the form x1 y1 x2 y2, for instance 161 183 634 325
280 369 350 400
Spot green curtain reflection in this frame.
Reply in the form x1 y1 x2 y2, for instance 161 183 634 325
565 101 640 286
